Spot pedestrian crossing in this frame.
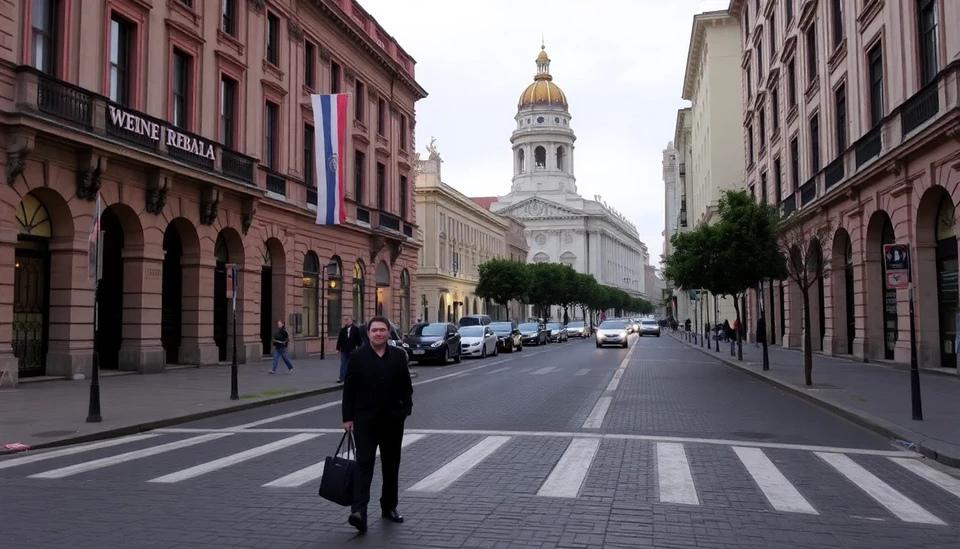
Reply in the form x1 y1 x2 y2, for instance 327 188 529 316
2 429 958 526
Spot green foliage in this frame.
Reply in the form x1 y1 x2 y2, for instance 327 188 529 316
474 258 531 310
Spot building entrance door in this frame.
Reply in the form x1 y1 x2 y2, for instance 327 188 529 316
13 249 49 377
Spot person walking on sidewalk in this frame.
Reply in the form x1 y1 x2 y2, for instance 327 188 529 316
341 315 413 533
335 315 362 383
268 320 294 374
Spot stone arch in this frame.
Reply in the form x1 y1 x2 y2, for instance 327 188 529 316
212 227 245 362
829 227 855 354
98 202 145 371
325 254 344 338
375 260 391 317
784 244 804 347
805 239 826 352
301 251 320 339
534 146 546 168
532 251 549 263
259 237 287 356
865 209 897 361
161 217 203 365
915 185 957 369
353 260 366 323
556 146 565 171
560 251 576 267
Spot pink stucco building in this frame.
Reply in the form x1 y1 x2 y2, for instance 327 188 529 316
729 0 960 376
0 0 426 385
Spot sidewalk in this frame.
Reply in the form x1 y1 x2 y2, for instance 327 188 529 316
673 332 960 468
0 355 346 454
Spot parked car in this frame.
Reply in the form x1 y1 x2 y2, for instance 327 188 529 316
458 325 499 358
566 320 587 339
639 318 661 337
403 322 462 364
546 322 568 342
490 321 523 352
458 314 492 327
595 319 629 348
518 321 548 346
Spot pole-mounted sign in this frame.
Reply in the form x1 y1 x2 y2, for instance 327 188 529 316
883 242 923 421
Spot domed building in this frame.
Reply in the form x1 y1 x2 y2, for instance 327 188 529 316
477 44 651 314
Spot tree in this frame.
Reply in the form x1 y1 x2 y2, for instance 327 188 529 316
475 258 531 319
526 262 572 319
777 214 833 386
572 273 600 324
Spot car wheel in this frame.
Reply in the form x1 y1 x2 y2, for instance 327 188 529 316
517 343 523 351
454 348 462 363
622 341 628 348
481 344 487 358
596 342 601 348
493 343 499 356
439 347 449 365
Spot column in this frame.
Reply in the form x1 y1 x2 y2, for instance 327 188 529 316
45 234 95 378
178 252 219 365
0 213 17 385
117 244 166 372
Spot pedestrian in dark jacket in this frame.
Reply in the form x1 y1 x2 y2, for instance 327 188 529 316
269 320 294 373
335 315 363 383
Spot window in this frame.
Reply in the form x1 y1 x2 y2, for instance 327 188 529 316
790 136 799 190
805 25 817 82
831 0 844 47
868 43 884 127
330 61 341 93
172 49 191 128
769 13 777 56
400 175 408 219
786 0 793 23
917 0 939 86
771 87 780 131
264 101 279 169
757 40 764 81
221 0 236 36
376 162 386 210
377 97 386 136
108 14 132 106
759 108 766 150
180 0 192 6
302 253 319 337
787 60 797 107
809 113 820 172
774 157 783 200
305 42 316 89
744 5 750 41
750 185 756 201
220 75 237 148
304 123 315 187
354 80 364 121
747 125 755 165
746 65 752 97
354 150 365 203
31 0 58 74
834 83 847 152
399 114 408 150
761 172 768 204
266 12 280 65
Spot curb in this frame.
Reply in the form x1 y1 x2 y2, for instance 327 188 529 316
671 334 960 469
1 384 345 456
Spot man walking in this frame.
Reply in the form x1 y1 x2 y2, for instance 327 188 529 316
342 315 413 533
269 320 294 374
335 315 362 383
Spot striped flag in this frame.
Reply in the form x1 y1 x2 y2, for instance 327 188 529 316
311 94 348 225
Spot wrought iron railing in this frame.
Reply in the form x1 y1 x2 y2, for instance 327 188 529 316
37 72 93 127
307 186 318 205
854 126 882 169
378 211 401 232
824 157 844 190
266 173 286 195
799 177 817 207
221 148 256 184
900 81 940 136
780 193 796 217
356 207 371 224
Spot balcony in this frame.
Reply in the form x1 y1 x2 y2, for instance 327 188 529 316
265 173 286 196
780 193 797 217
799 177 817 207
306 186 318 206
12 65 258 186
900 80 940 137
377 211 401 232
679 163 686 176
824 157 844 190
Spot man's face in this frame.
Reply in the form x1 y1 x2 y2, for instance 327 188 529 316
276 320 283 329
368 321 390 346
344 316 352 327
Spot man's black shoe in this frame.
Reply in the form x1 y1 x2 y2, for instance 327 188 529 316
348 512 367 532
381 508 404 523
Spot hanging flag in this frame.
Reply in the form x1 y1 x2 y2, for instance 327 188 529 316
311 93 348 225
87 193 102 280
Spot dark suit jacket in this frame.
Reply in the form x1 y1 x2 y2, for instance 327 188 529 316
342 345 413 424
336 324 363 354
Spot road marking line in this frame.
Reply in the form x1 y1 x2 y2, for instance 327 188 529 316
888 457 960 500
531 366 557 375
536 438 601 498
732 446 818 514
147 433 319 484
657 442 699 505
153 427 918 456
486 367 510 375
606 368 624 391
233 350 557 429
582 396 612 429
0 434 161 470
262 433 425 488
816 452 945 525
28 434 232 479
575 368 590 376
407 435 511 492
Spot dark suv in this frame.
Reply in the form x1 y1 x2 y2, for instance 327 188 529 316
402 322 462 364
489 320 522 352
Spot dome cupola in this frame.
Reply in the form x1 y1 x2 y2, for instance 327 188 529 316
518 43 568 111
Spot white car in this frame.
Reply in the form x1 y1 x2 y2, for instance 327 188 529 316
595 320 629 348
639 319 661 337
458 325 499 358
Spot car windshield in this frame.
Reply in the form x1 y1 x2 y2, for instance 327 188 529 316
490 322 513 332
409 323 446 337
458 326 484 337
546 323 561 330
599 320 626 330
641 320 658 326
518 323 538 331
568 321 584 327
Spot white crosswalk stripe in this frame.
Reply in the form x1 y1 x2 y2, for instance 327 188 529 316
3 430 958 526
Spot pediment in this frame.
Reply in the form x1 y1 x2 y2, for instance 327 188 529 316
497 196 583 219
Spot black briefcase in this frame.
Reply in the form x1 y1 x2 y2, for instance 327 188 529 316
318 431 357 506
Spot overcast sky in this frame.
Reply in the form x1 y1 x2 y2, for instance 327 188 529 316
359 0 729 263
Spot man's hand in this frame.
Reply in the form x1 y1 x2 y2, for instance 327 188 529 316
343 421 354 432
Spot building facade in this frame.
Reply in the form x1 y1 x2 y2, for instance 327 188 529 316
663 141 679 258
1 0 426 384
670 10 746 327
484 45 650 304
731 0 960 376
670 108 694 323
415 144 518 323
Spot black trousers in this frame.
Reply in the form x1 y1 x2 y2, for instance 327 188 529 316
351 412 405 515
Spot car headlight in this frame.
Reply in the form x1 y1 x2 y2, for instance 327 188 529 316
551 330 558 335
620 331 628 337
402 342 410 348
387 340 396 347
430 340 444 348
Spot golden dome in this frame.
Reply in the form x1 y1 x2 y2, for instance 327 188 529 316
518 44 568 110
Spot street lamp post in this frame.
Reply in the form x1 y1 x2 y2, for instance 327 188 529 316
759 280 770 371
320 259 340 360
229 264 239 400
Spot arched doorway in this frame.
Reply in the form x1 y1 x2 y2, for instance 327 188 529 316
935 197 958 369
97 207 126 369
214 234 229 361
162 223 183 364
13 193 52 377
845 238 855 353
352 261 365 323
807 241 825 352
832 229 855 355
375 260 390 317
260 245 272 355
398 270 410 332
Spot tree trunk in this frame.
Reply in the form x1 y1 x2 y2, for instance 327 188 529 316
732 294 743 361
801 287 813 386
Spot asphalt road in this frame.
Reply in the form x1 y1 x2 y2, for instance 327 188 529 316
2 334 959 549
